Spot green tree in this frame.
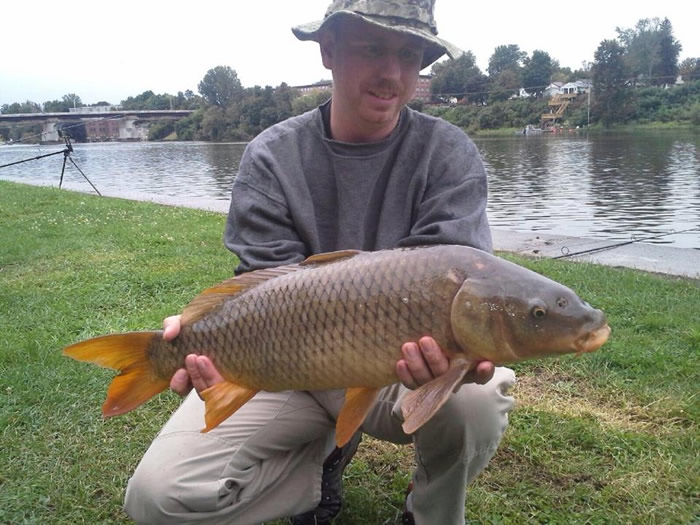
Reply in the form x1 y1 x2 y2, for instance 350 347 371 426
617 18 681 85
571 61 593 81
522 50 554 96
43 99 69 112
487 44 526 102
487 44 526 78
43 94 91 112
679 57 700 82
175 110 204 140
1 101 41 114
655 18 682 85
62 93 82 109
198 66 243 107
490 69 521 102
200 106 228 141
551 67 572 84
120 91 173 110
147 121 176 141
238 85 277 136
273 82 297 122
121 91 154 110
592 39 630 127
291 90 332 115
689 101 700 125
430 52 489 103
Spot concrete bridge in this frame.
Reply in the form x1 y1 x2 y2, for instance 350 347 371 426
0 110 194 142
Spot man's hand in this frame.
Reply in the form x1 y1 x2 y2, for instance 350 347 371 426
396 336 495 390
163 315 225 397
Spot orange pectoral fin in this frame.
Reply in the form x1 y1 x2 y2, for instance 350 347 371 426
335 387 380 447
401 359 472 435
200 381 258 432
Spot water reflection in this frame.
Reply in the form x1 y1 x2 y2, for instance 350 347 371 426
585 134 699 242
474 131 699 248
1 131 698 249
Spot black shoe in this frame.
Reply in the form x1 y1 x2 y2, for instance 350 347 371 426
400 481 415 525
290 432 362 525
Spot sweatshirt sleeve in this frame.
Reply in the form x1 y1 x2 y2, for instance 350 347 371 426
224 144 308 274
397 128 493 253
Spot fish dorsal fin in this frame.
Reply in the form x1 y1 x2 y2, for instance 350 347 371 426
181 251 361 325
300 249 362 267
181 264 302 325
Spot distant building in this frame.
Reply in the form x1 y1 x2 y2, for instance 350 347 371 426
543 80 591 98
84 118 121 141
413 75 433 102
561 80 591 95
544 82 564 98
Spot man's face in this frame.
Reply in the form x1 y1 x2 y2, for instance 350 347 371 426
321 17 425 141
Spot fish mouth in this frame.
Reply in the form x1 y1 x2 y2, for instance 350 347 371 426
575 324 611 355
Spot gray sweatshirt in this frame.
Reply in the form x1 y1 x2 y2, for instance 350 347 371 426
224 101 492 274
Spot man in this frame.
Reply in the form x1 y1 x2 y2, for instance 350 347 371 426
123 1 515 524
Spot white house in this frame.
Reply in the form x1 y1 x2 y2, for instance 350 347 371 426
543 82 564 97
560 80 592 95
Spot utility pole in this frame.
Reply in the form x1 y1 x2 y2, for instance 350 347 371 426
587 87 591 127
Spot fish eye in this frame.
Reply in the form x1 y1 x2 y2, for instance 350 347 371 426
557 297 568 308
531 305 547 319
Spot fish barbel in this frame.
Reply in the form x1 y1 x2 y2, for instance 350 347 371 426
64 245 610 445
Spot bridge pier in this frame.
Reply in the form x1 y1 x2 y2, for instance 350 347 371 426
41 119 60 142
118 118 149 141
0 109 193 143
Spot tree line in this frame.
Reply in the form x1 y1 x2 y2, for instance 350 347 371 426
2 16 698 143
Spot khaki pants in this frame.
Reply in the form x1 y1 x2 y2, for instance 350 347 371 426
124 367 515 525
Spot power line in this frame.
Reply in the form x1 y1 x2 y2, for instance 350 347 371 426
427 73 699 99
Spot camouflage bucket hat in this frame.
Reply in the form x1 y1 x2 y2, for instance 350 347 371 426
292 0 463 70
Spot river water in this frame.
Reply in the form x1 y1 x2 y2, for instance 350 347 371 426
1 130 698 249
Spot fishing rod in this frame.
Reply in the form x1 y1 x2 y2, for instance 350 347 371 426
553 227 700 259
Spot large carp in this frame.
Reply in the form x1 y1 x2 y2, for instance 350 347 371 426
64 245 610 445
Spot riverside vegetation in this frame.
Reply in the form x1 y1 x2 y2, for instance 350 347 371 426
2 17 699 143
1 180 698 524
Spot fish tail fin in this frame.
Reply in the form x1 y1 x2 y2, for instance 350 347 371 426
63 332 169 417
401 359 472 435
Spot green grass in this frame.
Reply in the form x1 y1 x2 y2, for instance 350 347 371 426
1 180 698 524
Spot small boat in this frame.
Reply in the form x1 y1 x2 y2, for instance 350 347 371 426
520 124 544 135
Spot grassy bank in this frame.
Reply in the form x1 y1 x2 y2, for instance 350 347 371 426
1 181 697 524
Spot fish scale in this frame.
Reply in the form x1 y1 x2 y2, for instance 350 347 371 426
155 248 458 391
64 244 610 444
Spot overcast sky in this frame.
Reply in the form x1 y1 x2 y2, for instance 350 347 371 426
1 0 697 106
